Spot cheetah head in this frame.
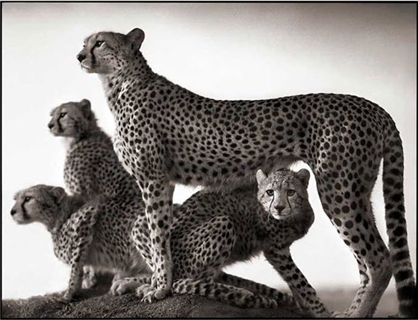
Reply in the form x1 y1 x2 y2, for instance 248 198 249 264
48 99 95 138
256 168 310 220
11 185 66 228
77 28 145 75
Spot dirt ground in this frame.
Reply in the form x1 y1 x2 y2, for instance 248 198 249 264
2 279 399 318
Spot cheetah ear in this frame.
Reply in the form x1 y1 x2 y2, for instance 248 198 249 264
50 187 66 204
296 169 310 189
79 99 93 120
256 169 268 185
127 28 145 50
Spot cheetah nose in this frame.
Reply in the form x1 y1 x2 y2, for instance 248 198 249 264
275 205 285 213
48 123 54 129
77 54 86 62
10 208 16 216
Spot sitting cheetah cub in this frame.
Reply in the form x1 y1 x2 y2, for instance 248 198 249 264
114 169 329 316
256 168 316 308
10 185 151 301
49 99 142 288
48 99 140 200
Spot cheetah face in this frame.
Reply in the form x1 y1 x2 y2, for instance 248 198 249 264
11 185 66 227
48 99 93 137
256 169 310 220
77 28 145 75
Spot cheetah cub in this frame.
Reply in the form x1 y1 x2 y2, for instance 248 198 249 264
48 99 140 200
10 185 151 301
49 99 142 287
255 168 319 312
115 168 329 316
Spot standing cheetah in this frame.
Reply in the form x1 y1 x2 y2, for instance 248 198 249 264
114 168 328 316
10 185 151 301
77 28 416 317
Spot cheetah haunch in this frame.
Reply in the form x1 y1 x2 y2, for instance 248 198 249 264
10 185 151 301
77 28 416 317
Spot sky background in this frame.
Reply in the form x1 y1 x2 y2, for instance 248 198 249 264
2 3 416 310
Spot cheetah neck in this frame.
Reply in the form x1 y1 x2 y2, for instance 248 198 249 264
79 126 110 145
50 195 85 234
99 52 156 114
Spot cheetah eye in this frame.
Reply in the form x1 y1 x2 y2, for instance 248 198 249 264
266 189 274 197
59 112 67 118
287 190 295 196
24 196 32 202
95 41 104 48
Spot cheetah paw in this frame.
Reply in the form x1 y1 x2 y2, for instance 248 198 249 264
251 293 277 309
61 290 80 302
264 297 278 309
136 284 170 303
82 275 97 289
332 310 352 318
111 279 140 296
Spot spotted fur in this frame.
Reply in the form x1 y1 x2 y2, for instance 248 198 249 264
49 99 143 287
10 185 151 301
77 28 416 317
48 99 140 199
114 169 328 315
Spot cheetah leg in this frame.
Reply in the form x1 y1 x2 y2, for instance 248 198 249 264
131 215 158 299
62 205 99 301
135 177 174 303
131 215 154 270
216 272 294 305
316 174 392 317
264 247 331 317
172 278 278 309
63 249 86 301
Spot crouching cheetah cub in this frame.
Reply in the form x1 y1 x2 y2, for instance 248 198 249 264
10 185 151 301
114 169 330 316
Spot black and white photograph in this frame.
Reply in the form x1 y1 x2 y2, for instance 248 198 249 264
2 2 416 318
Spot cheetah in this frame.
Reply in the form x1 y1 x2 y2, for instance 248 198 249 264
48 98 140 200
77 28 416 317
10 185 151 301
114 168 330 316
48 99 142 287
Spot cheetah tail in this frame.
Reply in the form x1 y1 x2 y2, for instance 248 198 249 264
172 278 279 309
382 124 416 317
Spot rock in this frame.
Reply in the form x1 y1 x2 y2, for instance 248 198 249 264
2 274 308 318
